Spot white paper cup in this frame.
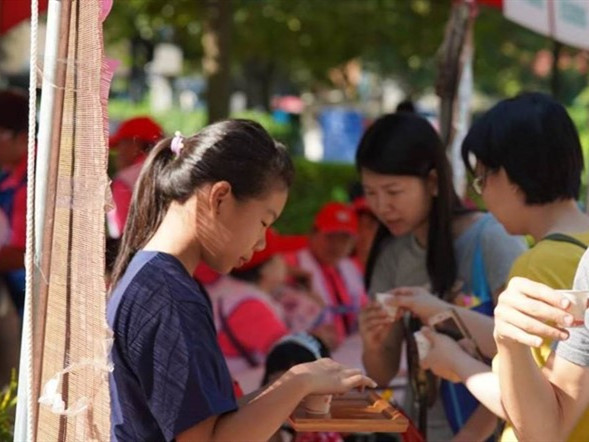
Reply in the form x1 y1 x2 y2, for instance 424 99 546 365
556 290 589 326
303 394 333 414
376 292 398 318
413 331 431 360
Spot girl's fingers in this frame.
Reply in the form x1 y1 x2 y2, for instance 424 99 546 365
496 304 570 342
360 308 388 323
499 290 574 326
506 277 569 309
364 317 393 329
343 373 377 389
495 321 547 347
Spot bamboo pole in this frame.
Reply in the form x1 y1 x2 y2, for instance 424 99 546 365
32 0 72 439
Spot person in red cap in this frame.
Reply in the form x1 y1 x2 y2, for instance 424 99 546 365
283 201 367 346
107 116 163 238
207 229 324 385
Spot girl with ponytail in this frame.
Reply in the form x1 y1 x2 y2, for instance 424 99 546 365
107 119 376 442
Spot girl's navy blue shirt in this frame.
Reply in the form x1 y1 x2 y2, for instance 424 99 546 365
107 251 236 441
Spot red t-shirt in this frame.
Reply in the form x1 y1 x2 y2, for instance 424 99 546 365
0 157 27 249
108 160 144 238
110 178 133 235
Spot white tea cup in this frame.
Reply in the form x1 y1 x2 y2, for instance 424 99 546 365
376 292 398 318
556 290 589 326
303 394 333 414
413 331 431 360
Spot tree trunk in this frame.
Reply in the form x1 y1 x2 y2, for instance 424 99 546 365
202 0 232 123
243 57 274 112
435 2 470 148
551 40 562 100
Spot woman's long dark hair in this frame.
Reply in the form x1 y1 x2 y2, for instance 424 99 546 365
110 119 294 289
356 113 466 298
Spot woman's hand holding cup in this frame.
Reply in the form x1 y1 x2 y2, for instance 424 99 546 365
358 301 396 351
493 277 579 349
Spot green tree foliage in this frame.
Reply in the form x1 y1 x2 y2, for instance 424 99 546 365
0 370 17 442
104 0 587 104
274 158 357 234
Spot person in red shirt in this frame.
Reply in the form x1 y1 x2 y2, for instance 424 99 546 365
209 229 322 377
0 89 29 316
107 116 163 238
0 210 10 246
284 202 367 346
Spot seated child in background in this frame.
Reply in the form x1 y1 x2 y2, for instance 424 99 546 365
210 229 333 378
262 333 343 442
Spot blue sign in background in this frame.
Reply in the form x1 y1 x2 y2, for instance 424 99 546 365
319 108 363 163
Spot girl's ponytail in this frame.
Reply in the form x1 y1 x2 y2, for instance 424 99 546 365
110 138 175 288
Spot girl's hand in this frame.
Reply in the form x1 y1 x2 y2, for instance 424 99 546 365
290 358 377 395
358 301 395 350
391 286 448 321
419 327 462 383
494 277 573 348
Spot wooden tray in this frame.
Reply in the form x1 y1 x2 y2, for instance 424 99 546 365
288 390 408 433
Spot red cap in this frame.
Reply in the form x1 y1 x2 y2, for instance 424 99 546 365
109 116 164 148
314 202 358 235
237 229 307 272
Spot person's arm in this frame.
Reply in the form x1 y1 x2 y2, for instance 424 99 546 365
178 369 308 442
458 363 505 420
361 239 404 386
497 343 589 441
178 359 376 441
359 302 403 386
494 277 589 441
392 287 497 358
419 327 506 419
452 304 496 358
419 329 502 442
452 217 526 358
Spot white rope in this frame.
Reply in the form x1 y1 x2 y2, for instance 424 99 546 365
38 359 113 417
25 0 39 439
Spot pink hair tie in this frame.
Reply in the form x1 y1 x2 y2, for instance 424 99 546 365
170 131 184 156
